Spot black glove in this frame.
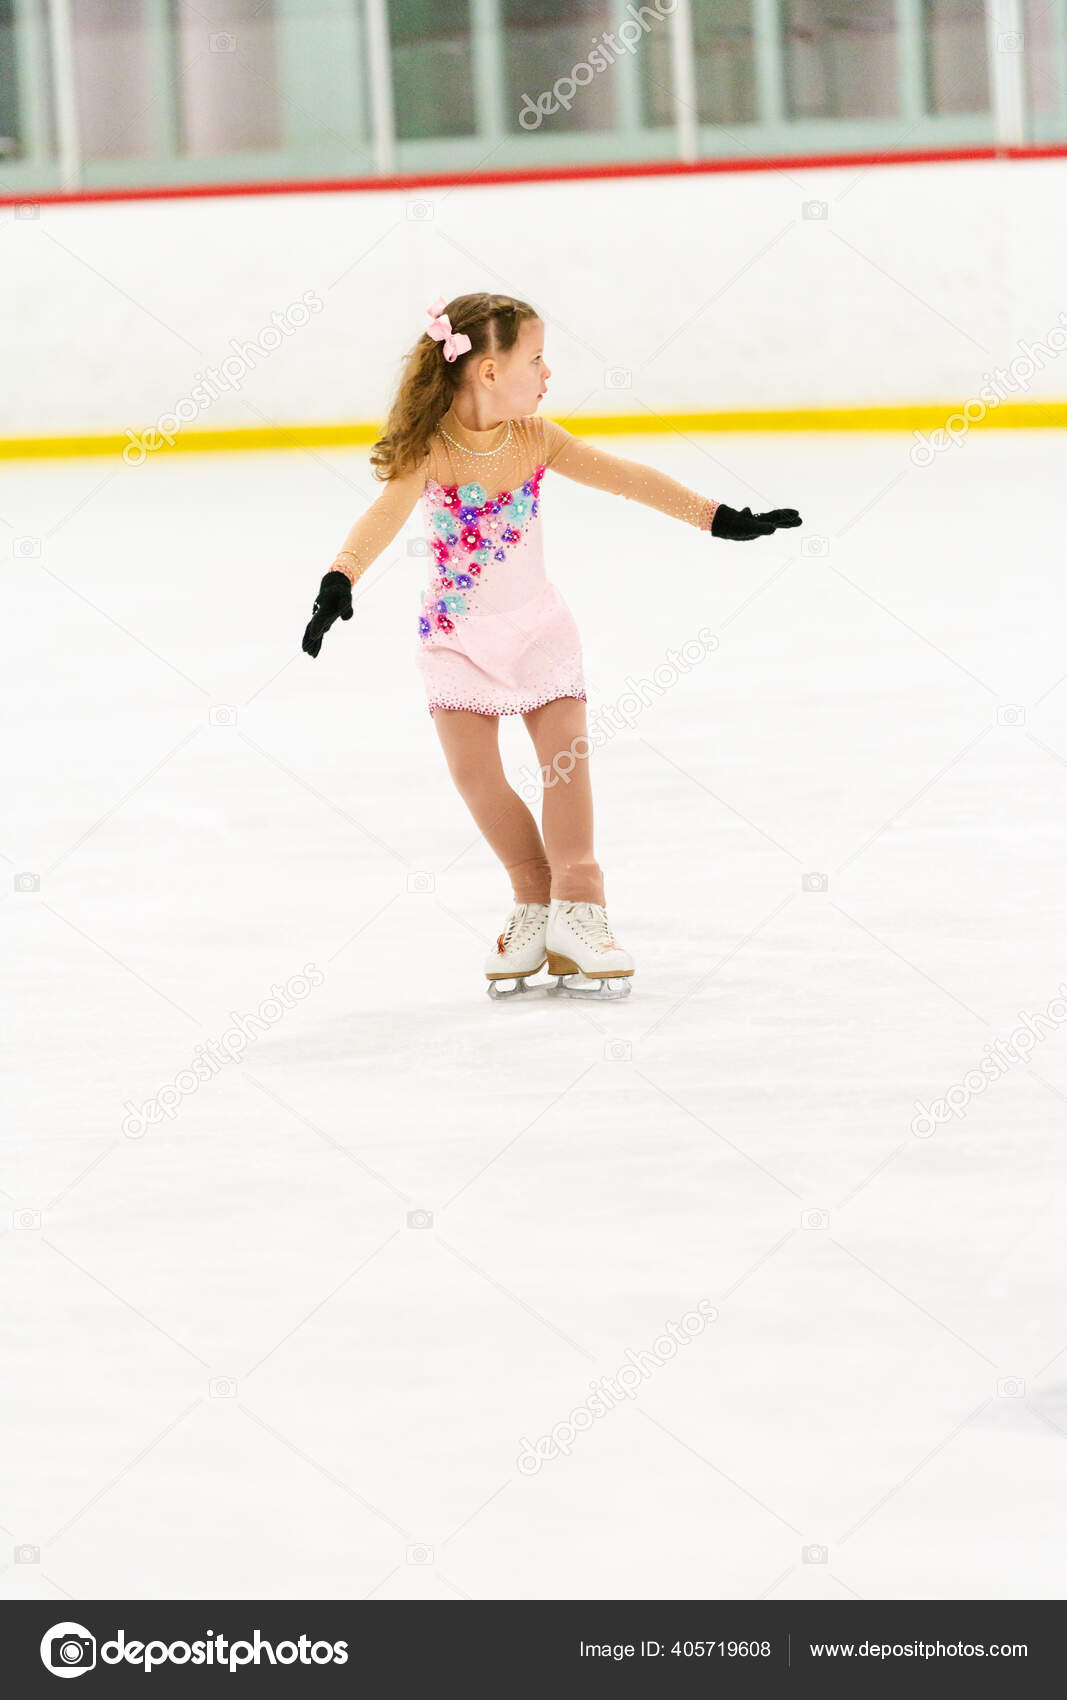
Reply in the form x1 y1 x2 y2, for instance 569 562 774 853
711 503 802 541
302 570 353 658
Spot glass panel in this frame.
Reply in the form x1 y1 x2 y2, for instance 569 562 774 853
922 0 989 113
782 0 898 119
70 0 153 160
173 0 283 155
1023 0 1057 116
643 0 755 127
0 0 18 158
390 0 474 140
502 0 616 135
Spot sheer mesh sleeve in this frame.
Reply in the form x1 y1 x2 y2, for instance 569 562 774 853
541 416 718 532
332 456 429 587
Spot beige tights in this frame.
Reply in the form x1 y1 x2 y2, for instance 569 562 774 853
431 695 606 907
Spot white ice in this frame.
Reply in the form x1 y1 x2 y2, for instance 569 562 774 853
3 428 1067 1601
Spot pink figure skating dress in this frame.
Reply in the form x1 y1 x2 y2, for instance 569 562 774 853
335 406 718 717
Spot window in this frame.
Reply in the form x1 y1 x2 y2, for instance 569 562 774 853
693 0 756 125
0 0 20 157
922 0 989 113
71 0 154 160
643 0 756 128
1023 0 1056 117
390 0 474 140
781 0 898 120
172 0 283 156
502 0 616 135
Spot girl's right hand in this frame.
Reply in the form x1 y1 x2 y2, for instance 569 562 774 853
302 570 353 658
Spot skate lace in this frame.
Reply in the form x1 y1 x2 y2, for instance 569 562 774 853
566 902 618 952
497 903 546 954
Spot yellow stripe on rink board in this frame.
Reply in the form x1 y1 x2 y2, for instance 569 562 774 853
0 424 381 459
3 403 1067 460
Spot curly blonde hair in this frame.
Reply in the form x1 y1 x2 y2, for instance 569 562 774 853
371 292 541 481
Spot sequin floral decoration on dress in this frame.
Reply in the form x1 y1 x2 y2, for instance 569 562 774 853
417 465 546 639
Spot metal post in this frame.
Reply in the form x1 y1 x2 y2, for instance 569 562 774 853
752 0 784 125
364 0 396 174
470 0 507 145
144 0 182 164
986 0 1027 145
669 0 699 159
609 0 644 142
894 0 926 124
45 0 79 188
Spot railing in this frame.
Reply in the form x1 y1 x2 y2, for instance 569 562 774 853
0 0 1051 196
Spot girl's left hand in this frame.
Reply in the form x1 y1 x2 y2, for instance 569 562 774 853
711 503 802 540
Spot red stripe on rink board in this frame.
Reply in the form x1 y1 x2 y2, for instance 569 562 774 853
3 143 1067 208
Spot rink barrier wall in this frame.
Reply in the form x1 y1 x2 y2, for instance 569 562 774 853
8 146 1067 443
3 141 1067 208
3 403 1067 462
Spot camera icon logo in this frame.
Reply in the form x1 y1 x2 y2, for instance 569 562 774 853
801 535 829 557
408 537 429 557
40 1622 96 1677
14 1209 41 1230
996 704 1025 727
15 536 41 557
996 30 1023 51
210 31 236 52
406 871 435 894
604 1040 632 1061
996 1376 1025 1398
208 705 237 727
16 1542 40 1562
802 201 828 220
802 1543 828 1563
15 872 40 893
407 1209 433 1229
802 1208 829 1230
604 367 632 390
407 1543 434 1564
802 872 828 893
209 1377 237 1398
406 200 434 221
15 202 40 219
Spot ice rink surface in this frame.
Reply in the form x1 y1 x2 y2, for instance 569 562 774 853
3 427 1067 1601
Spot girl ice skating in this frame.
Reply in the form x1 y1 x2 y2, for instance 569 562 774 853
302 292 802 999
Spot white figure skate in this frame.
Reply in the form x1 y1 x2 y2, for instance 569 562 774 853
485 901 549 1000
545 898 634 999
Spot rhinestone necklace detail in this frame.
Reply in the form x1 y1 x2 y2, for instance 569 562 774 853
437 418 513 458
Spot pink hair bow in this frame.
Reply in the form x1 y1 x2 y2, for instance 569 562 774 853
426 297 472 362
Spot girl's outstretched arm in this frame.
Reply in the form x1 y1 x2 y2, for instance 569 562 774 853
541 417 801 541
542 415 718 531
331 458 429 587
302 457 428 659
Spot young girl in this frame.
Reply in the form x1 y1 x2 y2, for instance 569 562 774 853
302 292 801 1000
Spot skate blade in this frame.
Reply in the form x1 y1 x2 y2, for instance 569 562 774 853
486 974 546 1000
546 973 633 1001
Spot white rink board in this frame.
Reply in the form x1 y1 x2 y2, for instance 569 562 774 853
4 156 1067 432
